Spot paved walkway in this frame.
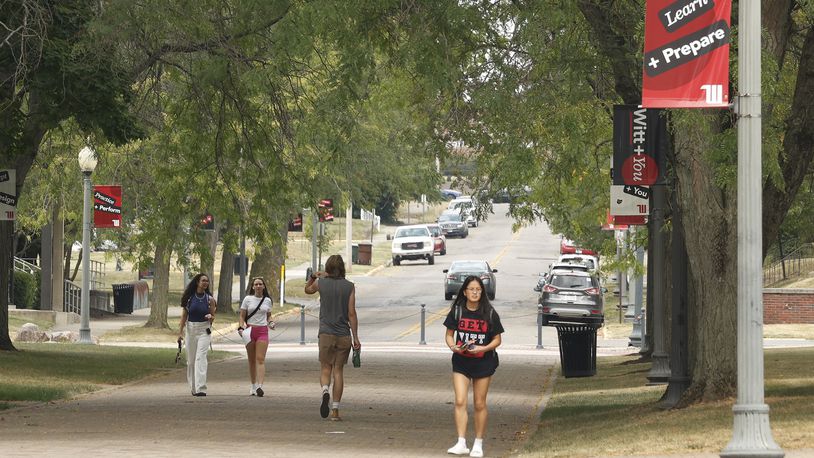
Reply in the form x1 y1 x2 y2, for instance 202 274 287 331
0 344 556 457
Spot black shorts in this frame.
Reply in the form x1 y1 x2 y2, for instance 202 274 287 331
451 352 499 379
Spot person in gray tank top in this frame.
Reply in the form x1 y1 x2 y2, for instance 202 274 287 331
305 254 361 421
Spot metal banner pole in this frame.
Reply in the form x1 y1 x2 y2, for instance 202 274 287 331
721 0 783 454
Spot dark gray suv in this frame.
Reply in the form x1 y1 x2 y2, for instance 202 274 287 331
539 270 604 325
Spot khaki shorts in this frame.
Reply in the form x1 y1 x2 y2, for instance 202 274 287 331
318 333 352 365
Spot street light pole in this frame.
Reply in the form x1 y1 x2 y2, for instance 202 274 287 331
721 0 783 455
77 146 97 344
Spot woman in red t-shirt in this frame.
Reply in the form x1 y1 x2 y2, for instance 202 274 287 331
443 275 504 458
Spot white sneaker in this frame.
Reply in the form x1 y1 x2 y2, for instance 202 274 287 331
447 442 470 455
469 446 483 457
250 385 257 396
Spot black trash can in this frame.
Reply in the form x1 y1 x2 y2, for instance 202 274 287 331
555 323 599 377
112 283 135 314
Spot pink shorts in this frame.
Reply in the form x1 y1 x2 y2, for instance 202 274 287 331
248 325 269 343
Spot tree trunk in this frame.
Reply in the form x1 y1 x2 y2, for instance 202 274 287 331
0 220 17 351
202 222 218 284
216 242 235 315
249 221 289 304
762 27 814 254
70 248 82 282
51 203 65 311
145 240 172 329
63 244 73 283
673 123 738 402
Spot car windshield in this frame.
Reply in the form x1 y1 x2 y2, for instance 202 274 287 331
438 213 462 222
395 227 430 238
427 226 441 236
549 274 594 289
450 261 488 273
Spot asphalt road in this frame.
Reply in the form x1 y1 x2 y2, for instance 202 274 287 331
267 203 597 350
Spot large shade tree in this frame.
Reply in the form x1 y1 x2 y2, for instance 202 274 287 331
435 0 814 403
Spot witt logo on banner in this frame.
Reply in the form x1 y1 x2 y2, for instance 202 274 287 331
701 84 723 104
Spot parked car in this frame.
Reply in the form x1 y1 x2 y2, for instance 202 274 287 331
440 188 462 200
443 260 497 300
557 254 599 271
538 270 605 325
391 224 435 265
534 262 591 292
437 211 469 238
560 238 598 257
425 223 447 255
448 198 478 227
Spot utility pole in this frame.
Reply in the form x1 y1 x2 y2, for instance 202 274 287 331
721 0 783 454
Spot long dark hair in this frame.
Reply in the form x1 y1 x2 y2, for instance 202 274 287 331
325 254 346 278
180 273 211 308
450 276 496 323
245 276 271 300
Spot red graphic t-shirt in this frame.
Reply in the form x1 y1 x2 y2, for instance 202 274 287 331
443 306 504 359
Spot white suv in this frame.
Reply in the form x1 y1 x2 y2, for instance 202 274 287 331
391 225 435 265
447 197 478 227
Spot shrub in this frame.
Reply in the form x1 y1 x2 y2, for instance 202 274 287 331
13 271 39 310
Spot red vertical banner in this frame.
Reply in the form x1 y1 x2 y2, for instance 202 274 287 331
93 185 122 228
642 0 732 108
318 199 334 222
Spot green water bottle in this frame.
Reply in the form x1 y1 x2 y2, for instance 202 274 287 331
352 348 361 368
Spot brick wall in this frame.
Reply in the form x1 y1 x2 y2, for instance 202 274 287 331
763 289 814 324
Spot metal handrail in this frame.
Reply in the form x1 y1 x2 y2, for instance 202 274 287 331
13 257 40 275
64 280 81 315
763 243 814 287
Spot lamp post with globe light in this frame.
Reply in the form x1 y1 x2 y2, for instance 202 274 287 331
78 146 97 344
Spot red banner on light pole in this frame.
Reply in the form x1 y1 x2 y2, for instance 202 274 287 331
642 0 732 108
93 185 122 228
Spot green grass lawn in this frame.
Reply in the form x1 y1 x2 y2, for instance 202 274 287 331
0 343 233 410
519 347 814 457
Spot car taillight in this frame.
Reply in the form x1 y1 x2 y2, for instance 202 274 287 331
543 285 557 293
542 307 551 313
584 287 600 295
590 309 602 315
